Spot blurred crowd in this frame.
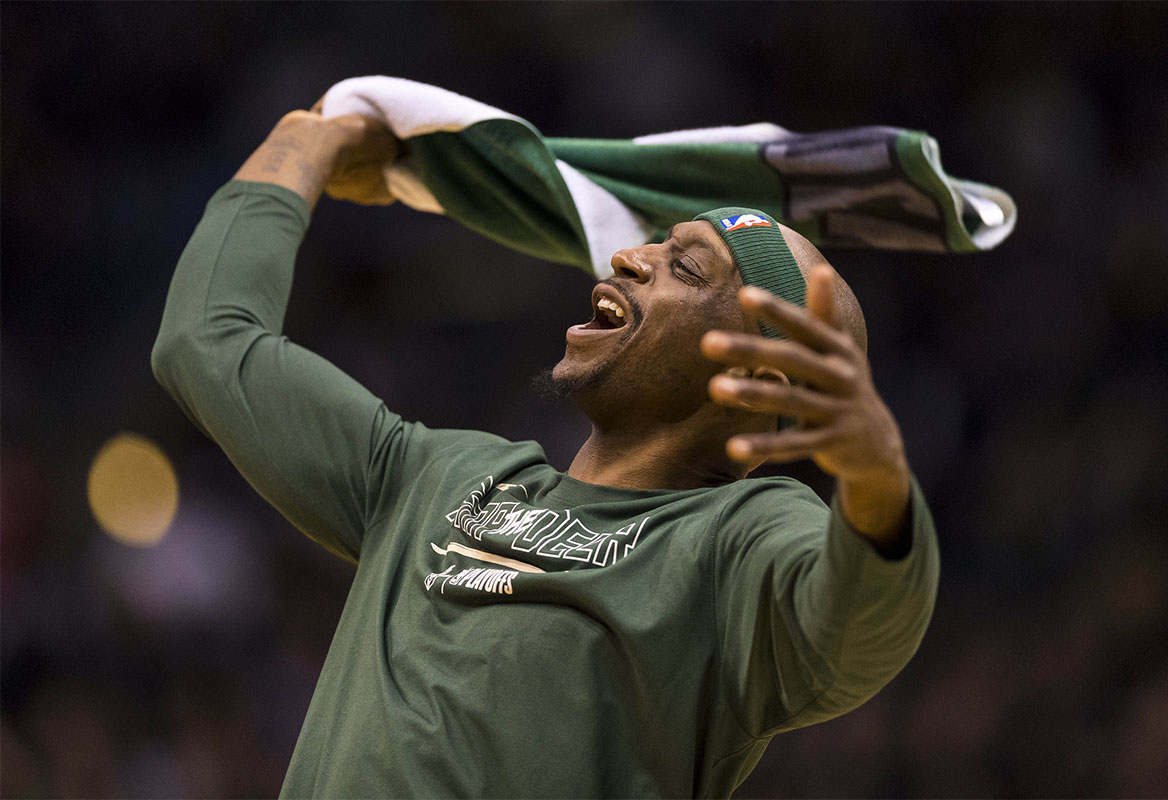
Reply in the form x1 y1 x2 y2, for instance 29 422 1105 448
2 3 1166 797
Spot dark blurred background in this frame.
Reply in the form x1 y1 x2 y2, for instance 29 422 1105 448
3 2 1167 797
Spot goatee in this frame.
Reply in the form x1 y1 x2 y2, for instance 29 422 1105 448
531 364 604 405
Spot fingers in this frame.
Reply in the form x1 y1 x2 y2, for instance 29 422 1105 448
725 429 835 463
805 264 837 327
737 285 853 355
324 181 396 206
321 113 397 159
701 332 858 395
709 373 848 422
310 94 326 114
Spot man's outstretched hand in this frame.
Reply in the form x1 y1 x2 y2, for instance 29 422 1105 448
701 266 911 549
234 103 399 209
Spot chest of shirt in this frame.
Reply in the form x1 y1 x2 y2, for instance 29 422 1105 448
361 469 724 641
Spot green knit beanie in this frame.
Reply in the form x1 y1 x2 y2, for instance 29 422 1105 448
692 207 806 339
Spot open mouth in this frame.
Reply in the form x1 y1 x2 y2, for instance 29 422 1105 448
566 286 634 344
580 289 629 331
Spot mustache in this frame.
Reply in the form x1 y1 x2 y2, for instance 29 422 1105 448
597 278 644 328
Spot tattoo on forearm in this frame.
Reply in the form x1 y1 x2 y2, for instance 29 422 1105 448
261 149 288 173
261 136 304 173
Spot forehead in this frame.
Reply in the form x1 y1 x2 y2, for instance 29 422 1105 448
667 221 736 278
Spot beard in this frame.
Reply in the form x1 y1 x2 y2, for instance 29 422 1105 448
531 360 608 406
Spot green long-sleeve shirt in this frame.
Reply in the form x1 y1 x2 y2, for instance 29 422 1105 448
153 180 940 799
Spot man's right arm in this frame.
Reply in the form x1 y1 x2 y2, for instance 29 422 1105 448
152 111 400 562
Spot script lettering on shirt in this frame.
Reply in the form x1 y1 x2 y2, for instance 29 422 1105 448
443 476 651 568
424 564 517 595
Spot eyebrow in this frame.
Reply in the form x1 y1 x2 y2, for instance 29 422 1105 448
665 223 718 259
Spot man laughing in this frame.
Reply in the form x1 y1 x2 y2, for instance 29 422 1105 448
154 105 938 798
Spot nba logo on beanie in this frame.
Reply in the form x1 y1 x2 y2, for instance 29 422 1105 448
719 214 772 231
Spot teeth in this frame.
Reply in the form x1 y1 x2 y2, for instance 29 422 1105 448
597 297 625 317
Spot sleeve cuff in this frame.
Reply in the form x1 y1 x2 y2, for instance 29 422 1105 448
210 179 313 230
826 474 937 573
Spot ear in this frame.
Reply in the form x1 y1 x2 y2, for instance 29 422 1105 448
720 365 789 382
749 365 789 386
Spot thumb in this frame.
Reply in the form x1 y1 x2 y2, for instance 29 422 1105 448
806 264 838 329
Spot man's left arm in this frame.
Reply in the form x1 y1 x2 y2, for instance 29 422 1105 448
702 266 940 734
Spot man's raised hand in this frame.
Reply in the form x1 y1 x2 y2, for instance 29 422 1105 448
234 104 399 209
701 266 911 545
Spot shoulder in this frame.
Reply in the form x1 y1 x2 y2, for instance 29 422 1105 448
714 475 828 523
708 476 829 552
404 421 523 452
394 418 550 473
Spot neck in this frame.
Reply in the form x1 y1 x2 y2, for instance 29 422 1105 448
566 412 747 490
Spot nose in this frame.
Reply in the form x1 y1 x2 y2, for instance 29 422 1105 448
610 247 654 283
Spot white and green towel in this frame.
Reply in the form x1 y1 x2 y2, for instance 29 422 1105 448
322 76 1015 279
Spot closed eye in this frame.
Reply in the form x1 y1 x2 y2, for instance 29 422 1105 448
671 258 709 287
